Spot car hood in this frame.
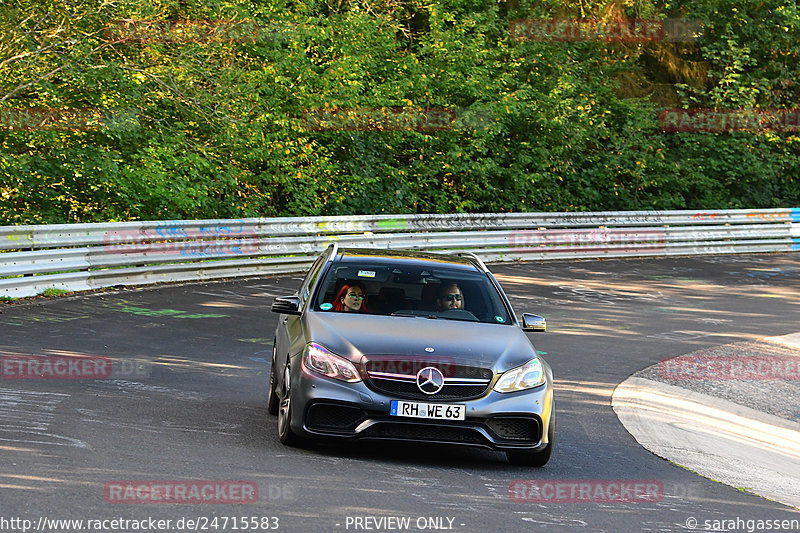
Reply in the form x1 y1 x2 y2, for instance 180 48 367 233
303 312 540 373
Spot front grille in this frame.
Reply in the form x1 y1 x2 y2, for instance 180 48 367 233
361 422 486 445
365 359 491 379
369 379 489 401
306 403 366 432
364 358 493 401
485 417 541 442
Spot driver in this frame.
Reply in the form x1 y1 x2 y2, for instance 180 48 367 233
333 282 368 312
436 283 464 311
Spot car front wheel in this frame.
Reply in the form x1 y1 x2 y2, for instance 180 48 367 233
277 365 303 446
266 342 278 416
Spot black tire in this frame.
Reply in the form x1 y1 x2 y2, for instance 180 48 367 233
277 366 303 446
266 342 278 416
506 404 554 467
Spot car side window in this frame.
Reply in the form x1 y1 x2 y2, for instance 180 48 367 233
298 255 325 310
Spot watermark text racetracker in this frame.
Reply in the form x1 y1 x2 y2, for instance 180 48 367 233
659 108 800 133
1 355 149 379
509 229 666 254
103 221 260 258
509 18 701 42
105 19 295 43
299 106 495 132
0 516 280 532
509 479 663 503
661 356 800 381
0 107 140 132
105 480 258 504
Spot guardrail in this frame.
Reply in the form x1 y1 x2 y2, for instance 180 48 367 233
1 208 798 298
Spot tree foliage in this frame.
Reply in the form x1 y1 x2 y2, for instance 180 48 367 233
0 0 798 224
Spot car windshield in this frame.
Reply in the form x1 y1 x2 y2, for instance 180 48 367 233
313 262 512 325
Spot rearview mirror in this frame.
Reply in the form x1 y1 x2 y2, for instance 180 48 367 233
271 296 301 315
521 313 546 332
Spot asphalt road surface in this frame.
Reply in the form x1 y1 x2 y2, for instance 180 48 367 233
1 253 800 533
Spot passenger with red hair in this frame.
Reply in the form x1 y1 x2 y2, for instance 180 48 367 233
333 282 368 312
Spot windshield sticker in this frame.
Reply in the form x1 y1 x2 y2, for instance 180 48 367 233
358 270 376 278
320 303 333 311
495 316 505 323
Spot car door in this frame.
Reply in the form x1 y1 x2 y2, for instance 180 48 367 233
274 252 328 385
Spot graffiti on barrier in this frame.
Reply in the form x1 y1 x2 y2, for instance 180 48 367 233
745 212 791 222
509 229 666 252
103 221 259 257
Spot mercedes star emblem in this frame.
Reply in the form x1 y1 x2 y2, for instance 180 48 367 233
416 366 445 395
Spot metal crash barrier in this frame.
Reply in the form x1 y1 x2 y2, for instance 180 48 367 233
1 208 798 298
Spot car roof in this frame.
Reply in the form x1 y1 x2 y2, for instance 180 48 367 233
331 247 485 273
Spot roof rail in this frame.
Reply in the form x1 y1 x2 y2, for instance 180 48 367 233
326 242 339 262
452 251 489 273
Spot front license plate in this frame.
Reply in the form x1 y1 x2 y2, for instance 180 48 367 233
390 400 466 421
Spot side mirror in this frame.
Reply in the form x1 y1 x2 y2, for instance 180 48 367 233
271 296 302 315
521 313 546 332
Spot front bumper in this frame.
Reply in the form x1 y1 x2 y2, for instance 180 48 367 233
290 363 554 452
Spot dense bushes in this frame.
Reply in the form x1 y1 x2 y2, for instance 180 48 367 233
0 0 798 224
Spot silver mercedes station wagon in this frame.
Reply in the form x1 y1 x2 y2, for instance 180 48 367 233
269 245 554 466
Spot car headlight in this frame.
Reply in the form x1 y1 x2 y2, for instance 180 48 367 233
302 342 361 383
493 358 545 393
